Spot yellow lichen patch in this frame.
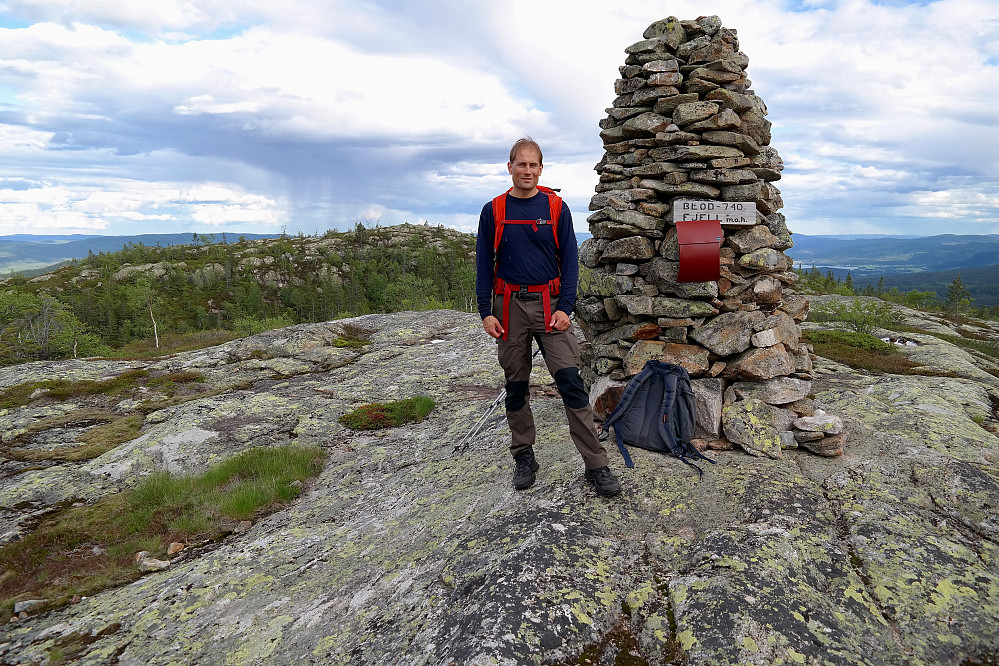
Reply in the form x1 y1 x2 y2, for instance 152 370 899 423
625 582 657 612
570 604 593 625
595 587 616 608
677 629 697 650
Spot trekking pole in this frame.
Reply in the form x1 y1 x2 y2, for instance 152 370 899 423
453 345 542 453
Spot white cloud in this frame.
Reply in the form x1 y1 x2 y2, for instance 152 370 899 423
0 0 997 237
0 176 287 234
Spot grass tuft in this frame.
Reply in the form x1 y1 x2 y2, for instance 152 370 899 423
0 445 326 619
338 395 435 430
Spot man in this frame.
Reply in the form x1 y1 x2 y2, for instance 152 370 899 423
475 137 622 497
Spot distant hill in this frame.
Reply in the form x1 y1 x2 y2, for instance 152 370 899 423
788 234 999 275
0 232 277 275
872 264 999 307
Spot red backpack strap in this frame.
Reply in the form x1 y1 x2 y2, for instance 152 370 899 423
538 186 562 252
491 187 512 254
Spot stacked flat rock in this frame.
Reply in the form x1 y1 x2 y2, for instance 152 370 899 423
578 15 844 458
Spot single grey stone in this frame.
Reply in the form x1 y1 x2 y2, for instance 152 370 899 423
689 310 765 356
626 37 667 55
602 237 657 261
672 101 720 127
650 145 744 161
780 431 799 449
648 71 683 87
622 112 670 137
738 248 784 272
721 399 782 458
638 179 721 199
14 600 47 614
677 35 712 58
690 168 756 185
729 344 794 380
691 378 724 438
606 209 665 232
702 130 759 155
632 86 682 106
721 182 763 202
731 377 812 405
138 557 171 573
704 88 755 111
642 59 680 73
794 430 825 442
728 225 779 253
654 93 700 114
793 410 844 435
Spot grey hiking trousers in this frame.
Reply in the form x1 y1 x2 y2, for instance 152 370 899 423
494 293 609 470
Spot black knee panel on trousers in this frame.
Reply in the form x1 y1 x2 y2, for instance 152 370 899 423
505 380 529 412
553 367 589 409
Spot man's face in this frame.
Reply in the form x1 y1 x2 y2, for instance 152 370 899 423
507 148 543 194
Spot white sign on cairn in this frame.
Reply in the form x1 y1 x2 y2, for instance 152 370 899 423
673 199 757 227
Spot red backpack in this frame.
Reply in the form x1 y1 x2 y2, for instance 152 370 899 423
490 186 564 340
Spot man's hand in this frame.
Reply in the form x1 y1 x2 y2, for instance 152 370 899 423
482 315 505 339
549 310 571 331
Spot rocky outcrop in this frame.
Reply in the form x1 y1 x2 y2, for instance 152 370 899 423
2 307 999 665
578 16 839 459
14 223 474 298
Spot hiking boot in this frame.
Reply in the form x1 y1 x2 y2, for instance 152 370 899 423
584 466 622 497
512 448 539 490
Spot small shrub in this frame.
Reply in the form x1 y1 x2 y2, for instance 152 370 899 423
333 323 373 349
810 297 900 335
232 316 295 336
112 329 241 359
146 370 206 389
339 395 435 430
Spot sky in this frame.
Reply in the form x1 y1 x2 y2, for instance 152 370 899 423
0 0 997 239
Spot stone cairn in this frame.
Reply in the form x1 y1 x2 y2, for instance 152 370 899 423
577 15 845 458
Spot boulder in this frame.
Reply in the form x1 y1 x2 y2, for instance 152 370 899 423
688 310 765 356
721 399 782 458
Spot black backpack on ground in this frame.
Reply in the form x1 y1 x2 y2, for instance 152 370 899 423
600 360 714 476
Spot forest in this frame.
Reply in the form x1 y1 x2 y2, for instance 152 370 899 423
793 265 998 319
5 223 996 368
0 224 477 365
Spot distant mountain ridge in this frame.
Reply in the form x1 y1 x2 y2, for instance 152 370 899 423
0 233 278 275
789 233 999 274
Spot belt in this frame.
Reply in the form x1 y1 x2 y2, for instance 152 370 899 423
493 277 561 341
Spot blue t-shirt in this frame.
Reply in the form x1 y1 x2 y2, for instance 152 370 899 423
475 191 578 320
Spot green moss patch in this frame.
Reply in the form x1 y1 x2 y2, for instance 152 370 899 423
338 395 435 430
804 330 959 377
332 323 373 348
5 414 144 462
0 444 326 619
0 369 206 410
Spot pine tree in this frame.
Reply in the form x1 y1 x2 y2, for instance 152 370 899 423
946 274 972 314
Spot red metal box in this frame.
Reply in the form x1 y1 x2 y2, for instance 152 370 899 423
676 218 722 283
